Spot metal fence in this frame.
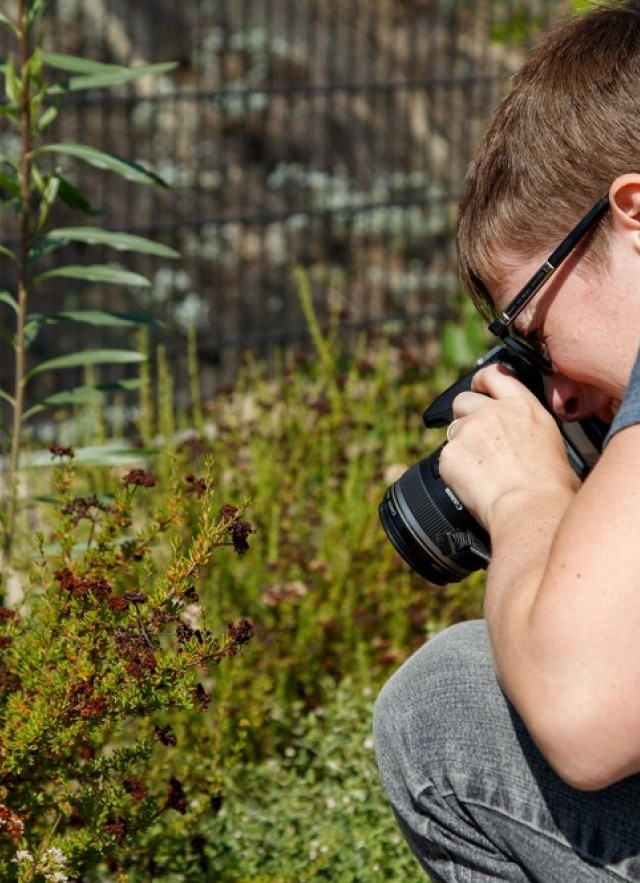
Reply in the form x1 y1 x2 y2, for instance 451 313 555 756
0 0 571 399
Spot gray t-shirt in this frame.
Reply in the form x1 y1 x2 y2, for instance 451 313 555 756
605 346 640 444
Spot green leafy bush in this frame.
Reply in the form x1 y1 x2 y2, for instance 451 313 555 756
0 310 486 879
0 453 254 880
97 681 421 882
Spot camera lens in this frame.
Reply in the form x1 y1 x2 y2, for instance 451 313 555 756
379 446 490 585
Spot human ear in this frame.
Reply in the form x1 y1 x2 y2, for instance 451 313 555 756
609 174 640 230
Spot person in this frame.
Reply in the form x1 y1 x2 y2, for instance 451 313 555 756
373 1 640 880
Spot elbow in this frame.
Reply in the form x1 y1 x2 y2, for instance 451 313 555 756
544 750 620 793
520 694 637 792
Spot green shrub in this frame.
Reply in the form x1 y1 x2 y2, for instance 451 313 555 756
0 453 254 880
0 325 487 878
103 680 422 882
171 324 487 761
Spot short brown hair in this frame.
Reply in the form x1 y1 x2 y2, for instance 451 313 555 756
458 0 640 318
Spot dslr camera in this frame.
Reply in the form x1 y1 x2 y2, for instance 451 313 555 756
379 344 609 585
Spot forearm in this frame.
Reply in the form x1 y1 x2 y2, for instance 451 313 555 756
483 484 577 707
482 428 640 787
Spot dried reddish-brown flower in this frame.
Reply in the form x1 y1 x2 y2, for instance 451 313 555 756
105 816 129 845
0 667 20 693
230 519 253 555
107 595 130 614
184 473 208 499
122 468 156 488
68 679 107 720
217 505 254 555
49 444 75 459
122 591 148 605
155 724 177 747
176 621 195 645
0 804 24 842
62 494 111 525
123 777 148 801
164 777 186 814
227 618 254 649
194 683 212 711
54 567 91 598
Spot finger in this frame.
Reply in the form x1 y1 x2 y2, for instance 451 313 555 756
446 419 461 442
471 363 540 401
452 390 492 418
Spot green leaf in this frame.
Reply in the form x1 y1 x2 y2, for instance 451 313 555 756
34 174 60 231
5 54 20 108
26 309 163 329
72 445 157 466
27 444 156 468
0 104 19 122
0 291 18 312
34 143 169 188
0 388 16 407
39 53 125 74
30 494 57 505
27 348 146 378
0 171 20 200
0 245 17 261
0 325 14 347
47 227 180 258
37 104 59 132
28 237 61 263
41 52 176 77
56 176 94 214
33 264 151 287
0 14 20 36
23 378 145 419
27 0 49 33
46 62 178 94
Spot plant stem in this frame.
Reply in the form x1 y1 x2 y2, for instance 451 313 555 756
4 0 34 567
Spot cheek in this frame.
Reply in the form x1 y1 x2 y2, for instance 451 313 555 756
545 294 597 365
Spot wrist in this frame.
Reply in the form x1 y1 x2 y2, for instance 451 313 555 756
487 478 578 541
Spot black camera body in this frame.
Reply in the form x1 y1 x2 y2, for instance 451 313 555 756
379 344 609 585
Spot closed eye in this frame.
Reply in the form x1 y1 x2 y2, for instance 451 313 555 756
505 327 553 372
525 330 551 366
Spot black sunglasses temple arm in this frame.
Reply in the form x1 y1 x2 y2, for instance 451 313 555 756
488 196 609 338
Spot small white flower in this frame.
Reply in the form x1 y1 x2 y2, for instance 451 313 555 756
12 850 34 864
45 848 67 866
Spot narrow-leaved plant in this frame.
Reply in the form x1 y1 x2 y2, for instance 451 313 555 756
0 0 179 566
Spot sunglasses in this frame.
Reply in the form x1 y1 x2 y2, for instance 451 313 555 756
487 195 610 373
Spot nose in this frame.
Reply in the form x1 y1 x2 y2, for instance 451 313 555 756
542 373 607 422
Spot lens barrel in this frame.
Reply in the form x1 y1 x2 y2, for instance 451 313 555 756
379 344 608 586
379 446 490 585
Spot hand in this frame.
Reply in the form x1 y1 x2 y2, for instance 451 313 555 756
438 364 581 529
